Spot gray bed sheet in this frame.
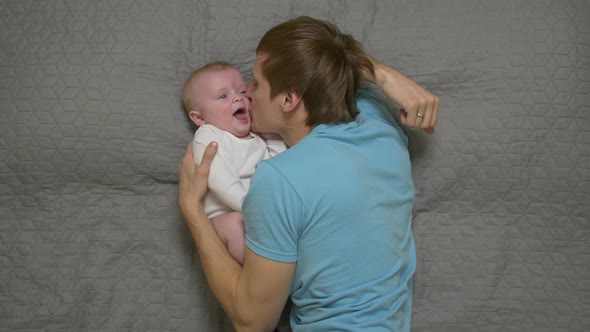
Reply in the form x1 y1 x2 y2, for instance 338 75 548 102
1 0 589 331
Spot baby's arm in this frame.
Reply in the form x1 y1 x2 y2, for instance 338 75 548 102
256 132 287 158
264 139 287 158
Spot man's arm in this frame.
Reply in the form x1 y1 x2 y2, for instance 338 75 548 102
362 56 440 134
179 143 294 331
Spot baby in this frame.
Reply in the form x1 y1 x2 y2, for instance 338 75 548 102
181 61 286 265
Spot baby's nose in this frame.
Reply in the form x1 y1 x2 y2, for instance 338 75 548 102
233 95 244 102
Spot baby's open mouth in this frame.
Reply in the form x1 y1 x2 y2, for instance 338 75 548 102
233 107 248 121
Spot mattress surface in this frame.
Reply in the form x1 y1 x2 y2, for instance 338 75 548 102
1 0 589 331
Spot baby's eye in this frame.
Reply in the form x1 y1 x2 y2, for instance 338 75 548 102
240 90 246 95
217 95 226 100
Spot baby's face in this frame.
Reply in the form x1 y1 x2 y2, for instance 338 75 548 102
191 68 251 138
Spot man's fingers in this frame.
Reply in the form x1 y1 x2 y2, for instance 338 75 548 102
421 95 439 134
430 96 439 129
416 101 429 128
183 143 194 166
178 142 217 220
197 141 218 177
180 143 195 175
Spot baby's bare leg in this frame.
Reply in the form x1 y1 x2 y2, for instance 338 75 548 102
210 212 245 265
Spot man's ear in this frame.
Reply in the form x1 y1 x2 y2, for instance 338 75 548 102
188 110 206 127
280 90 303 113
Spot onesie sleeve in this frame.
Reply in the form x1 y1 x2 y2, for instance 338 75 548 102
243 161 302 263
264 139 287 158
193 126 248 212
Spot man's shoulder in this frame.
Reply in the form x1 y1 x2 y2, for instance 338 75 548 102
254 140 327 190
355 90 401 129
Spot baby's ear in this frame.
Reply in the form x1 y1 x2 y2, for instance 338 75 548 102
189 110 206 127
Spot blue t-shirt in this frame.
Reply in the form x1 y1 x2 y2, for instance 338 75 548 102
243 90 416 331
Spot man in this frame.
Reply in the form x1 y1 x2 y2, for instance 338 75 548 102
179 16 439 331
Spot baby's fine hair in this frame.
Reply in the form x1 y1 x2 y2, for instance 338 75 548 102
181 61 238 112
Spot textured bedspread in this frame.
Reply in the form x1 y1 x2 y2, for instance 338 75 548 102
1 0 589 331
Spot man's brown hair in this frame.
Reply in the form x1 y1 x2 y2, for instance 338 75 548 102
256 16 374 127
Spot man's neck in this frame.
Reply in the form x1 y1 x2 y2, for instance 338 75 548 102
279 124 312 148
277 101 312 147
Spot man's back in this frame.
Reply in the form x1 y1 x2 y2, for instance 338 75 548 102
244 91 416 331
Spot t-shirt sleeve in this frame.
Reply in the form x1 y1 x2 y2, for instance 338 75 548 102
355 89 398 127
242 161 303 263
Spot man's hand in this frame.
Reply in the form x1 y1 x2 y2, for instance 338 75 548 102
387 71 439 134
178 142 218 223
367 57 440 134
